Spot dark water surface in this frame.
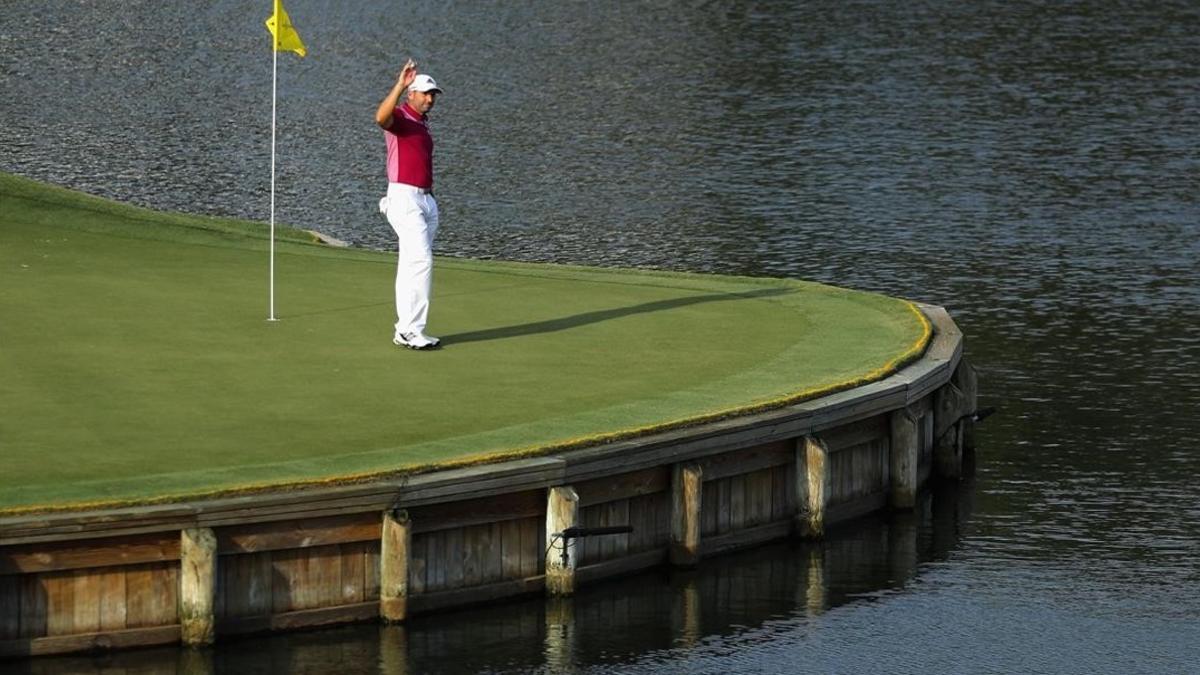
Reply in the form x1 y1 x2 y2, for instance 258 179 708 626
3 0 1198 672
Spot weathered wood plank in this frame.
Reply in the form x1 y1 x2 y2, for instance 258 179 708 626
409 533 428 596
270 549 305 613
819 415 888 453
627 493 651 552
407 576 545 615
577 505 597 564
610 500 630 560
0 505 198 545
44 572 74 637
770 463 787 521
695 441 791 483
485 522 503 584
826 492 888 526
803 379 911 434
576 549 667 585
217 602 377 636
519 517 540 579
699 520 792 557
559 419 815 492
309 544 343 610
625 496 644 554
213 550 226 619
408 490 544 535
730 474 747 532
919 411 934 483
645 492 663 552
574 467 669 507
364 544 381 601
500 518 522 580
97 567 127 632
216 513 380 554
700 476 717 537
445 528 466 590
834 443 858 503
0 624 181 658
745 469 772 527
917 304 963 364
0 533 180 574
463 525 483 587
220 551 269 618
0 574 20 640
125 563 176 629
340 541 367 604
19 574 47 639
716 478 731 535
425 531 444 592
392 459 565 508
598 502 614 561
70 569 101 635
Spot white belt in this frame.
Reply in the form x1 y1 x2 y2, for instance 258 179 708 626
391 182 432 195
380 183 434 214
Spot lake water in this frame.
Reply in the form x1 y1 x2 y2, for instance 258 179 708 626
3 0 1198 672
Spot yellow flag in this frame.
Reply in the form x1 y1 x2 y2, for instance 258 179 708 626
265 0 306 57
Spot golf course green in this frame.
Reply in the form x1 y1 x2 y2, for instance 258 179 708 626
0 173 930 514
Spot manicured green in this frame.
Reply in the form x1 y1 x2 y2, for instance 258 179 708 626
0 173 928 513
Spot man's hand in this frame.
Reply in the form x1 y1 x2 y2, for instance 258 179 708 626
377 58 418 129
399 58 417 90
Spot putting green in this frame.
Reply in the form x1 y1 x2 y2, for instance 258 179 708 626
0 174 929 514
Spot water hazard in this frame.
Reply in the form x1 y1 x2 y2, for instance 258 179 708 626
3 0 1198 672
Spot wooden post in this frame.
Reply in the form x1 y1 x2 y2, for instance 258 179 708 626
934 382 967 479
380 509 412 623
545 486 579 596
179 527 217 647
795 436 829 539
669 462 703 567
889 409 919 509
956 358 980 453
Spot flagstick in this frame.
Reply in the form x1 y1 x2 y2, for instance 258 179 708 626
268 41 279 322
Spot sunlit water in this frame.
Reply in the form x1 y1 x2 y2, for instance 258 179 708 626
3 0 1198 672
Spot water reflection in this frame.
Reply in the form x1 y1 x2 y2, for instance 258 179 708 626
19 483 972 674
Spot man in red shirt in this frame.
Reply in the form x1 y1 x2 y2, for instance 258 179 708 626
375 59 443 350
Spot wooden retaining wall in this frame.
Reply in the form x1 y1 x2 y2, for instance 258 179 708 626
0 305 976 659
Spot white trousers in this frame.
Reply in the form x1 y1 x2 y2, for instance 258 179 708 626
381 182 439 337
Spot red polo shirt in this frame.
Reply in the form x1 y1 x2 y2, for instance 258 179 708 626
384 103 434 189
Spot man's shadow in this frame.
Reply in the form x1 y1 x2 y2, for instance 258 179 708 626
442 286 795 346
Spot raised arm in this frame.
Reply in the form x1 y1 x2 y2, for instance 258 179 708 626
375 59 417 129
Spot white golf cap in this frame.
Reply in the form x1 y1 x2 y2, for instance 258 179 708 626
409 74 442 94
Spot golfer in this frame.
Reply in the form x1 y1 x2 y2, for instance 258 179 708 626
375 59 443 350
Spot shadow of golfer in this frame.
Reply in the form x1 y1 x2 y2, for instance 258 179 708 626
442 286 795 346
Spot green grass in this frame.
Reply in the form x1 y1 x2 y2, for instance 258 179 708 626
0 173 929 514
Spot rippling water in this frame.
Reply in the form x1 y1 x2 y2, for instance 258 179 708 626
3 0 1198 672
